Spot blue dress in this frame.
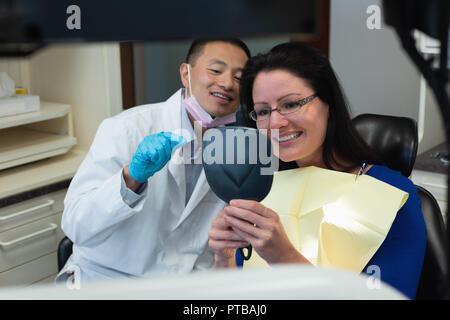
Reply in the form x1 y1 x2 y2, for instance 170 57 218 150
236 165 427 299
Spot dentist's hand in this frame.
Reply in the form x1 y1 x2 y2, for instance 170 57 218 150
127 132 186 184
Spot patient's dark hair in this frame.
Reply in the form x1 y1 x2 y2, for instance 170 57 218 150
240 42 383 172
186 38 251 66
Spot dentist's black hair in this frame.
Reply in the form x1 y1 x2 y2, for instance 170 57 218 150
186 38 251 66
240 42 383 172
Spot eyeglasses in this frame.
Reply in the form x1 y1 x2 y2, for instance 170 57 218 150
249 93 318 122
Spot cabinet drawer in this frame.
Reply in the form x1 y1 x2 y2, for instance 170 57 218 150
29 272 58 287
0 189 66 233
0 252 57 287
0 213 64 272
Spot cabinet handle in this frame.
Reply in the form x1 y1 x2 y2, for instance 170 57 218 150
0 223 57 248
0 199 55 221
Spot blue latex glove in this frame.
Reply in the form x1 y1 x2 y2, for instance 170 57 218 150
128 132 186 183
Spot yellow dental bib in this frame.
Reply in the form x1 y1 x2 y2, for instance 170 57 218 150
243 166 409 273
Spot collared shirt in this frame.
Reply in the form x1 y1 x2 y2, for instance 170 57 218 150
180 95 203 205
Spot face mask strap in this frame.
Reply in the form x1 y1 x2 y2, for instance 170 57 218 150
187 64 193 97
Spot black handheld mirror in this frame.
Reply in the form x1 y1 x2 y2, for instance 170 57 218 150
202 127 277 260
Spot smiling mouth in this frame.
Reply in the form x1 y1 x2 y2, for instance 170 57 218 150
276 132 303 142
211 92 233 102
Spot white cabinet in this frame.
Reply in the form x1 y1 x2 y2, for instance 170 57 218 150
0 43 122 288
410 169 448 225
0 189 67 287
0 102 77 171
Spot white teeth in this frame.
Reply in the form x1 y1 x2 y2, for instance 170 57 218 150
278 132 301 142
212 93 231 100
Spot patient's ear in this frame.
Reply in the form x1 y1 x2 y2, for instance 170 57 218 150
180 63 189 89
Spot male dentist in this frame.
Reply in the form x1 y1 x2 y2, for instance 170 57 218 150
56 38 250 283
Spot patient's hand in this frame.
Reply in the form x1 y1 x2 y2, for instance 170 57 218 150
208 208 249 268
224 199 311 265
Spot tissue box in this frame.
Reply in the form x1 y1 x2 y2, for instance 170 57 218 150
0 95 40 117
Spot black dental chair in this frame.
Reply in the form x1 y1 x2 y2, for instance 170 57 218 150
353 113 448 300
57 235 73 272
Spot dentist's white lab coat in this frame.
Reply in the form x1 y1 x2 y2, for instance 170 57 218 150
56 89 226 283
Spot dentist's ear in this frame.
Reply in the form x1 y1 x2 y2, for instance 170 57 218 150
179 63 190 93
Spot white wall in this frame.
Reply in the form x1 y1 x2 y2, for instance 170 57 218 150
0 57 30 91
329 0 445 154
418 79 448 154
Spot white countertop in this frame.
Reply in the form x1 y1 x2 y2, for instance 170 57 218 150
0 149 86 199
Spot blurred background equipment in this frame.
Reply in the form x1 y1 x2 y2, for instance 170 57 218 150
0 0 317 57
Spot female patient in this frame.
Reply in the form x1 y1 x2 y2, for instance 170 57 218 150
208 42 427 299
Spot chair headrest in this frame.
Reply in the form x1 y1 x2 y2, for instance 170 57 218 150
353 113 418 177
